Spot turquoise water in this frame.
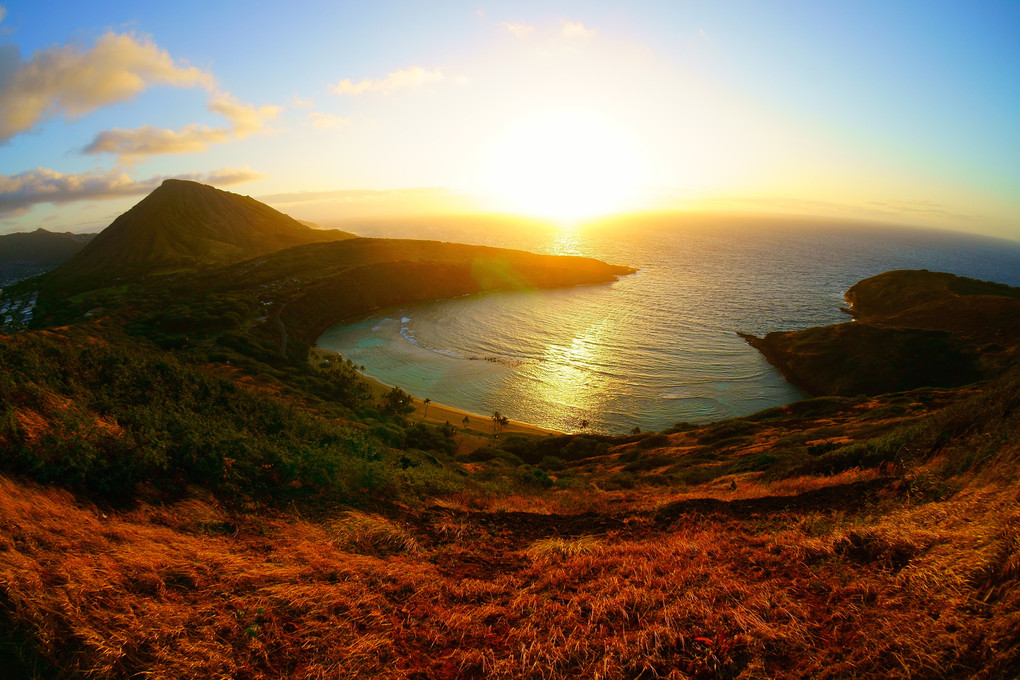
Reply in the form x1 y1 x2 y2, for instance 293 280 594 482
317 216 1020 434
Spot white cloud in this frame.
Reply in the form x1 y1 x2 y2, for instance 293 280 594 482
0 165 263 214
82 124 230 160
562 21 596 39
289 95 315 109
501 21 534 38
699 28 710 40
0 6 6 24
207 91 280 138
308 112 352 130
333 66 445 96
183 166 266 187
0 32 214 143
258 187 455 204
82 90 279 162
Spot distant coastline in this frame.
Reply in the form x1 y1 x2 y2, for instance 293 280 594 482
315 219 1020 434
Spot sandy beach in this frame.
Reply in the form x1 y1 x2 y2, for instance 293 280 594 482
310 348 563 440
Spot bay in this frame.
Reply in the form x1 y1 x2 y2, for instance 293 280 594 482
317 215 1020 434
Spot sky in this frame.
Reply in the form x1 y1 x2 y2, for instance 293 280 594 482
0 1 1017 239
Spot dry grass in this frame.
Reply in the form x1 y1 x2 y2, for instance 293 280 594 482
526 535 605 563
327 510 423 556
2 469 1018 679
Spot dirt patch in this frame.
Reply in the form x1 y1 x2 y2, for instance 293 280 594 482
426 478 895 549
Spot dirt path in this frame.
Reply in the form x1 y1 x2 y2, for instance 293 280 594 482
416 478 893 549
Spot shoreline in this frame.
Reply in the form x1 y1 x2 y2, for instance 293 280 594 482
310 347 563 439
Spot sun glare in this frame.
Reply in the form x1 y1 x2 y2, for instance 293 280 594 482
485 112 645 223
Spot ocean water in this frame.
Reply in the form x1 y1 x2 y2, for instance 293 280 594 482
317 215 1020 434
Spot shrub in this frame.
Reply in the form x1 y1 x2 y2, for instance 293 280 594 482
538 455 566 471
623 454 674 473
696 419 759 445
636 433 671 450
515 466 554 488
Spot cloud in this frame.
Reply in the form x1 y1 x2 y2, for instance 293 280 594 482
207 91 279 138
864 199 979 221
82 124 230 160
289 95 314 109
0 6 6 24
308 112 351 130
0 32 214 143
698 28 710 40
0 165 263 215
333 66 445 96
561 21 596 39
501 22 534 38
693 193 982 226
82 90 279 161
258 187 456 205
183 166 266 187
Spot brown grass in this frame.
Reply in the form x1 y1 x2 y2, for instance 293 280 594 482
2 468 1018 679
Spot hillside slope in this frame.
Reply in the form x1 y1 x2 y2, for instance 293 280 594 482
70 237 637 359
2 266 1020 678
0 328 1018 679
270 238 637 347
52 179 354 280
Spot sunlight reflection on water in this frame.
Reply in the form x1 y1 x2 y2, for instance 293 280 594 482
317 217 1020 433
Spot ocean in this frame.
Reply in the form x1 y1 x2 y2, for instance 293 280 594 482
316 214 1020 434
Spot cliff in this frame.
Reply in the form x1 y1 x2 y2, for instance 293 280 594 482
741 270 1020 396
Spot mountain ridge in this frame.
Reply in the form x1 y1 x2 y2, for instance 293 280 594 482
52 179 355 280
0 227 94 266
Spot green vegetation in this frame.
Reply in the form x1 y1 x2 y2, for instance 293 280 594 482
381 386 414 416
0 330 382 503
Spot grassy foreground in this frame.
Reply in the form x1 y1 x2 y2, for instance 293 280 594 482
1 325 1019 678
2 267 1019 678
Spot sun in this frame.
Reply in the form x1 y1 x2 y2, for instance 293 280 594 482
484 112 645 223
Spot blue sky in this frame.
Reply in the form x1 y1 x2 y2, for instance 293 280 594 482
1 1 1017 237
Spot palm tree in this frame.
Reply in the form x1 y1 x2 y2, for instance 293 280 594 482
492 411 510 440
423 397 431 419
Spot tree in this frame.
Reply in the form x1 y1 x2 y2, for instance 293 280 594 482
382 386 414 416
492 411 510 440
423 397 431 418
440 421 456 440
316 353 369 406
